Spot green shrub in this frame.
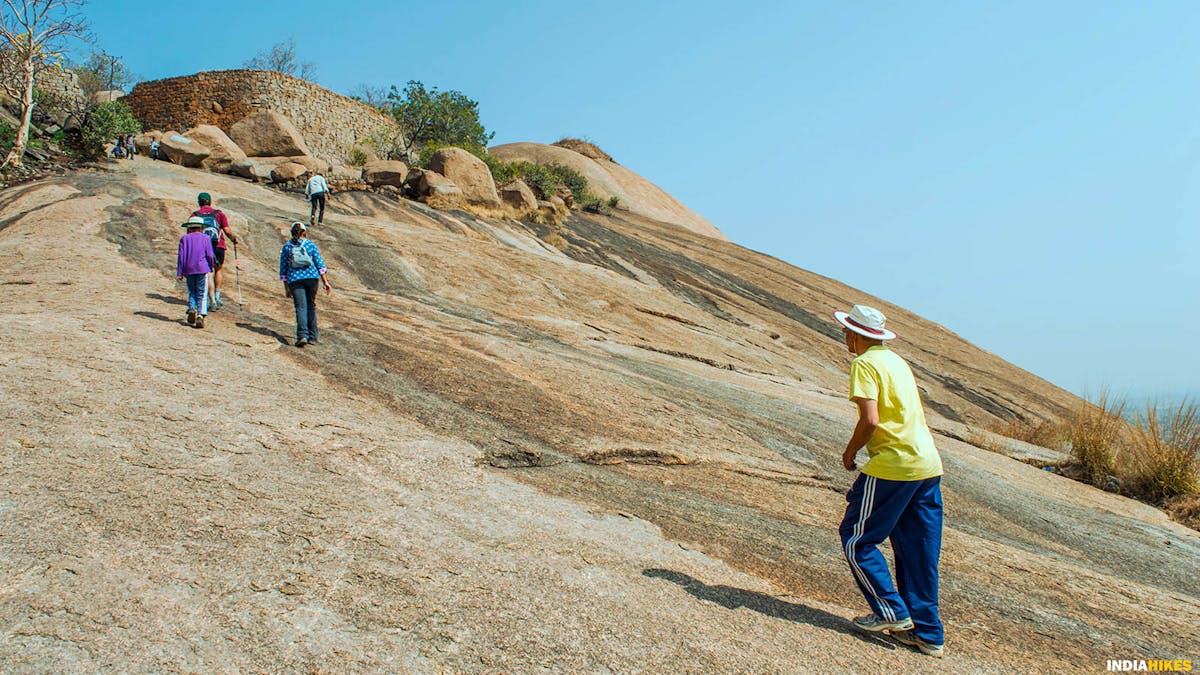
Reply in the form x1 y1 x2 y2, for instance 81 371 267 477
0 122 14 151
79 100 141 159
348 147 369 166
482 155 591 203
607 195 620 209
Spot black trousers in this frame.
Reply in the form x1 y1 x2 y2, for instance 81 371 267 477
310 193 327 223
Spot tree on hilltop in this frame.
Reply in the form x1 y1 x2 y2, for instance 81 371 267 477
243 38 316 82
0 0 90 169
387 80 493 159
71 49 133 97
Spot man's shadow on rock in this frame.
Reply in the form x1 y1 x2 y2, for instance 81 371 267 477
642 569 895 648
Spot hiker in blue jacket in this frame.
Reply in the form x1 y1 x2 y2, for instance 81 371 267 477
279 222 331 348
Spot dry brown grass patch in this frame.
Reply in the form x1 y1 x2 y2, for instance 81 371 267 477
989 417 1067 450
1122 401 1200 503
1166 494 1200 531
553 138 615 163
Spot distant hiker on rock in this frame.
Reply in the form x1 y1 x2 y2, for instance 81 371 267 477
192 192 239 311
279 222 331 348
126 134 137 158
150 138 160 159
834 304 945 658
177 216 216 329
305 170 331 226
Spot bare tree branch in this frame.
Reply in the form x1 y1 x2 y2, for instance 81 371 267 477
0 0 90 169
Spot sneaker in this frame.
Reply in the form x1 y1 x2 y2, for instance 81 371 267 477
195 314 205 329
186 308 196 325
890 630 944 658
295 338 307 347
209 297 221 311
851 614 914 633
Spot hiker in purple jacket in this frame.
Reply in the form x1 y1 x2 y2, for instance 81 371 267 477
177 215 216 329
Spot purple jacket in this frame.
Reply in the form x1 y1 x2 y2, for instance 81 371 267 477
177 231 215 276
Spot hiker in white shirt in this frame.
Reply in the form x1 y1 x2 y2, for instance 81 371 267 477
305 171 331 226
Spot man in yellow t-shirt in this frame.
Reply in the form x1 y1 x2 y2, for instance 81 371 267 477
834 304 945 658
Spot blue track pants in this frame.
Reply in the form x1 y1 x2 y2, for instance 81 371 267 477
839 473 944 645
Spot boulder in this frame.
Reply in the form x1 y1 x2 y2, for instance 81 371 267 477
285 155 330 174
498 179 537 211
134 130 163 156
183 125 248 174
406 168 463 201
160 132 210 168
231 156 287 181
92 89 125 103
428 147 500 206
270 161 308 183
362 160 409 187
328 162 363 182
229 111 311 157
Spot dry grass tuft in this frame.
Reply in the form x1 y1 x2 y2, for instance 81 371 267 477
553 138 615 163
1123 401 1200 503
1167 494 1200 531
989 418 1067 450
1066 393 1127 487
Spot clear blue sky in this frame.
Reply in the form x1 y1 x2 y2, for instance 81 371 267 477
81 1 1199 401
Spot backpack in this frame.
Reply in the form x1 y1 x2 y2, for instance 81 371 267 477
289 240 313 268
192 209 221 246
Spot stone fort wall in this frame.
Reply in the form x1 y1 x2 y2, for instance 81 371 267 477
123 69 401 161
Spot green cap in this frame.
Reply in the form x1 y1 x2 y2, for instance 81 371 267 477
197 192 211 205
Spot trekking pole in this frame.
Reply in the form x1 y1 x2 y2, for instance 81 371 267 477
234 244 243 308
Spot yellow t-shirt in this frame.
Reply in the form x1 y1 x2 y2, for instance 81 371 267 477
848 346 943 481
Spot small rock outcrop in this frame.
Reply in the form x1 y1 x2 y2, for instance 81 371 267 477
134 130 163 156
159 132 210 168
270 162 308 183
499 179 538 210
229 111 312 157
183 125 248 174
428 147 500 207
406 168 463 202
363 160 408 187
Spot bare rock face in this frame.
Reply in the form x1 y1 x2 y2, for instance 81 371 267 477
134 130 163 156
184 125 248 174
490 142 727 241
428 147 500 207
160 132 210 168
229 111 312 158
92 89 125 103
499 179 538 211
270 161 308 183
363 160 409 187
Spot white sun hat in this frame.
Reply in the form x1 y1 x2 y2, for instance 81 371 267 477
834 304 897 340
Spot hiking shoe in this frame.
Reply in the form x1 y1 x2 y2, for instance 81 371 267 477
195 314 205 329
295 338 307 348
851 614 914 633
186 308 196 325
890 630 944 658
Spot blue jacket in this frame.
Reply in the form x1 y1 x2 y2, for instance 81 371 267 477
279 238 327 284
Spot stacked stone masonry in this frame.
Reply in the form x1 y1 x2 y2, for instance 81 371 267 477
33 65 85 108
123 69 402 161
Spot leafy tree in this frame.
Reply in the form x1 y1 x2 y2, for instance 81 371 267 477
76 98 138 158
71 49 132 97
0 0 90 169
243 37 315 81
387 80 493 157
